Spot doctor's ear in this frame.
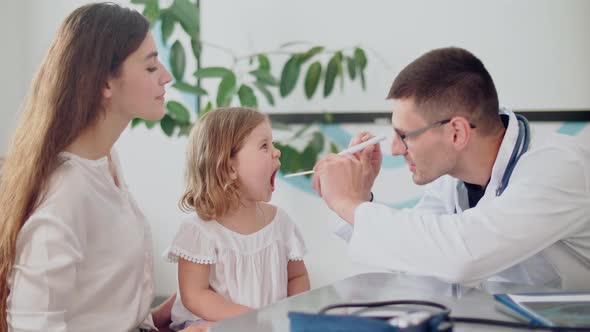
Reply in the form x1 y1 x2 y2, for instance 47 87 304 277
450 117 472 151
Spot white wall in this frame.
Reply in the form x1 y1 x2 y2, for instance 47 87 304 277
0 1 26 154
201 0 590 112
0 0 92 154
3 0 590 298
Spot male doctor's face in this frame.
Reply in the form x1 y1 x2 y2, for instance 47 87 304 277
390 98 456 185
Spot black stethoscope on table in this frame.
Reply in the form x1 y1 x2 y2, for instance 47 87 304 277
495 114 531 196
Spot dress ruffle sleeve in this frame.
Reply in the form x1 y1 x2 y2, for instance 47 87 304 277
163 221 217 264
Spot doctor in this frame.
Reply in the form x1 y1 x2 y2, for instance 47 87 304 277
312 47 590 289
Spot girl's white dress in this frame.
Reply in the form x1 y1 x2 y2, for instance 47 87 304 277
163 207 307 330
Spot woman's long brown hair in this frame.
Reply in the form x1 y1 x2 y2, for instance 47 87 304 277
0 3 149 330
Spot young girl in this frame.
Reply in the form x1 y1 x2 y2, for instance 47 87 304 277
164 107 310 331
0 3 184 331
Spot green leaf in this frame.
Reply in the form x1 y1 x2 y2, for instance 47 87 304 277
323 112 334 123
166 101 191 124
177 123 192 137
300 46 324 63
249 69 279 86
253 81 275 106
194 67 233 79
330 142 340 154
324 54 340 97
172 82 208 96
309 131 325 152
279 40 308 49
160 11 174 45
275 143 302 174
170 41 186 81
280 55 302 97
337 51 345 90
200 101 213 116
160 114 175 136
144 120 157 129
190 37 201 59
354 48 368 90
258 55 271 70
169 0 199 38
301 145 318 172
216 72 237 107
304 61 322 99
131 118 143 128
299 131 324 173
346 56 357 80
237 84 258 107
360 70 366 90
354 48 367 69
136 0 159 24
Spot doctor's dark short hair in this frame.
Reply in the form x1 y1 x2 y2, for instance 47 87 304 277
180 107 269 220
387 47 503 135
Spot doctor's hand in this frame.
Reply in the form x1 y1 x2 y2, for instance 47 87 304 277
312 148 374 224
349 132 383 184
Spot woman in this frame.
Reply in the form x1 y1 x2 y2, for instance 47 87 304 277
0 3 191 331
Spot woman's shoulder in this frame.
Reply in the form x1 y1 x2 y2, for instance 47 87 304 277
37 158 97 209
21 161 94 242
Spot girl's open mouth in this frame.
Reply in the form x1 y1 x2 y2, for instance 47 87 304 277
270 169 278 191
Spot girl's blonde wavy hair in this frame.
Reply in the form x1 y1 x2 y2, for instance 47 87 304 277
180 107 268 220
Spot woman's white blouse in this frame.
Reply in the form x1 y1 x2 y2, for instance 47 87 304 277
164 208 306 328
7 150 156 332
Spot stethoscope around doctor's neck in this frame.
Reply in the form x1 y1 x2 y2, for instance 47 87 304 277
495 114 530 196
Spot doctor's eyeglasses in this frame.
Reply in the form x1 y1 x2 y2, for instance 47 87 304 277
394 118 476 150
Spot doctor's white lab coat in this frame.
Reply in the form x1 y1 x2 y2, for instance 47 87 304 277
345 109 590 290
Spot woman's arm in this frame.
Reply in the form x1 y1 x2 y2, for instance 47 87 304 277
7 215 83 331
178 258 251 322
287 260 310 296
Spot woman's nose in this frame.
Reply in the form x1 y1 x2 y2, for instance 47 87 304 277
161 66 173 85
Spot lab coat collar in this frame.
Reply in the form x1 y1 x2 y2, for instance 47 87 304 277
454 108 520 212
486 108 520 197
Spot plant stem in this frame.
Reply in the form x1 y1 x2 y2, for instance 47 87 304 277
235 47 359 62
201 41 238 62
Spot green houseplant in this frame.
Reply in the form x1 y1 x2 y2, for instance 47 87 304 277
130 0 369 175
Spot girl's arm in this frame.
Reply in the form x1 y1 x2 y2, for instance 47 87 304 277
178 258 251 321
287 260 310 296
